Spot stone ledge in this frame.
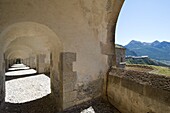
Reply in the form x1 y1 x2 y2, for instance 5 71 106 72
109 68 170 106
121 77 144 95
110 68 170 91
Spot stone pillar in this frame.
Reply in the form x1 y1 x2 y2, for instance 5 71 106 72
29 57 35 69
21 59 23 64
28 58 30 67
37 54 46 73
12 59 15 65
24 59 26 65
60 52 77 110
25 58 29 66
0 57 5 109
29 57 32 68
26 58 29 66
8 59 10 66
22 59 24 64
5 59 9 71
9 59 13 67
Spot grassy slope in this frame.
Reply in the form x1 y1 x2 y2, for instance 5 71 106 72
126 64 170 76
126 57 169 67
151 66 170 76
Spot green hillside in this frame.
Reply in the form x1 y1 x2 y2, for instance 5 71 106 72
125 48 137 56
126 64 170 76
126 56 170 67
151 66 170 76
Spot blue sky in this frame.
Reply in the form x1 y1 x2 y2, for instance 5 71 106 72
116 0 170 45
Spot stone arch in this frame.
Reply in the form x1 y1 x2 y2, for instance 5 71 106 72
0 22 62 52
0 0 125 111
0 22 63 110
5 45 33 59
4 44 35 69
7 50 30 60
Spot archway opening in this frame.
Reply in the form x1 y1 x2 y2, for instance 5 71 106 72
0 22 63 112
115 0 170 67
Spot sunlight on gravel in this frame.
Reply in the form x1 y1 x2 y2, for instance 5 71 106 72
5 69 37 76
8 64 30 71
8 66 30 71
11 64 27 68
5 74 51 103
81 106 95 113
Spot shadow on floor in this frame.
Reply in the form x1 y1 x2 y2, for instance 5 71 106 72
59 98 121 113
7 69 30 72
5 73 39 81
2 94 58 113
2 97 120 113
5 71 50 81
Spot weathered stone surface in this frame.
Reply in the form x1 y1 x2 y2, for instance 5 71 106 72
37 54 47 73
60 52 78 109
108 68 170 113
77 78 103 100
63 72 77 83
63 91 77 103
100 42 115 55
110 68 170 91
63 101 77 110
0 0 124 111
121 77 144 95
60 52 76 73
63 82 75 93
0 71 5 108
145 85 170 106
115 45 126 68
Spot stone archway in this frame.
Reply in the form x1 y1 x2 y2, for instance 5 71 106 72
0 22 63 110
4 45 34 70
0 0 125 111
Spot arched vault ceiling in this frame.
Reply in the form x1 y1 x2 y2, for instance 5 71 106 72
5 45 33 59
6 36 50 54
0 22 62 52
7 50 30 59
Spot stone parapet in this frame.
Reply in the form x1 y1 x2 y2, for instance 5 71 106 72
107 68 170 113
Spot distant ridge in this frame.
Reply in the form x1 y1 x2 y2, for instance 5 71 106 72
124 40 170 63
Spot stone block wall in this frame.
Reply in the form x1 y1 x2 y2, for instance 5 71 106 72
107 68 170 113
36 54 51 74
29 56 36 69
0 59 5 108
60 52 77 109
0 0 125 111
115 47 126 68
60 52 103 110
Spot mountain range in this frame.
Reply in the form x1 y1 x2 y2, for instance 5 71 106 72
124 40 170 64
126 56 170 67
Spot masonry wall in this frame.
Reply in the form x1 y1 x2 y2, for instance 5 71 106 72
107 68 170 113
115 48 125 68
0 0 124 110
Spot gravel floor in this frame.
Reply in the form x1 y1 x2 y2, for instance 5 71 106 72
5 74 51 103
59 98 121 113
3 97 120 113
1 64 120 113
